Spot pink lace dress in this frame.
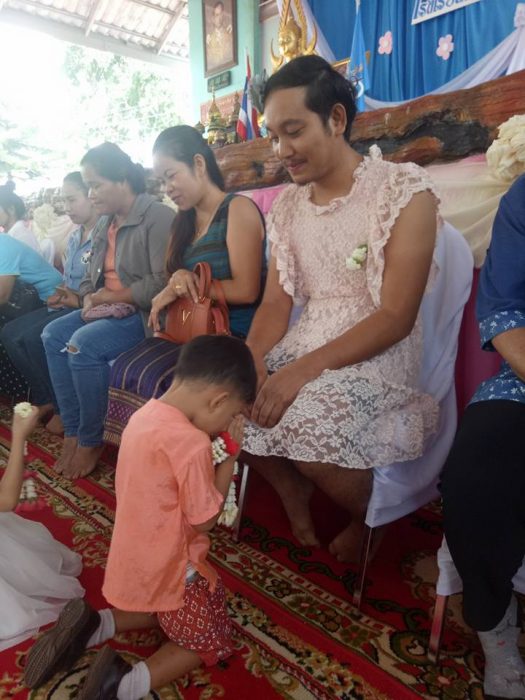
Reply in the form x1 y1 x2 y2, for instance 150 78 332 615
244 148 440 469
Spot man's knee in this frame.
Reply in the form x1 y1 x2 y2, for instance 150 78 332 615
295 460 324 479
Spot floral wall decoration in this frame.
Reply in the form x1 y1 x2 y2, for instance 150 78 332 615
378 30 393 55
436 34 454 60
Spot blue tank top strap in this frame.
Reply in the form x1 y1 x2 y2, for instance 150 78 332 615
182 193 265 338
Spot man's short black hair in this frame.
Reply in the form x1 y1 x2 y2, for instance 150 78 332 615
173 335 257 404
263 55 357 143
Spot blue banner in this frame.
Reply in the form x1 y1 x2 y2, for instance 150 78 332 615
348 4 370 112
412 0 481 25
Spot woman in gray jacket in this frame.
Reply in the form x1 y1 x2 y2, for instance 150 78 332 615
42 143 175 480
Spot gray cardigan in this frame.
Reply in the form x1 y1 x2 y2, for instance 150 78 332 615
78 193 175 331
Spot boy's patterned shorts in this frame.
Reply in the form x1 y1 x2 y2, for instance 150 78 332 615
157 574 232 666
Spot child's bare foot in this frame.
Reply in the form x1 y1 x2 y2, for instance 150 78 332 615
45 414 64 435
65 445 103 480
54 436 78 474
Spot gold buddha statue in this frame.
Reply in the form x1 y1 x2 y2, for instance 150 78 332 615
271 0 317 72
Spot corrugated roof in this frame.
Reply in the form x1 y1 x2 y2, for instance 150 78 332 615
0 0 189 66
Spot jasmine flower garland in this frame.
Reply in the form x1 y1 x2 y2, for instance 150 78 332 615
14 402 33 418
211 432 240 528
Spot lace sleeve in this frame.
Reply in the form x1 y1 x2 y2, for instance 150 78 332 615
267 185 305 304
366 160 441 307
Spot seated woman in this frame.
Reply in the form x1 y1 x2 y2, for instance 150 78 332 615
0 235 62 400
0 172 99 434
242 56 439 563
0 184 42 253
441 174 525 700
104 125 265 446
42 143 175 480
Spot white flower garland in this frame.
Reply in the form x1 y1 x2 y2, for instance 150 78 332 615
346 243 368 271
14 401 33 418
211 435 239 528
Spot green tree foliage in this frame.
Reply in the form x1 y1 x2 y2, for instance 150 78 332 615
63 45 182 145
0 113 53 180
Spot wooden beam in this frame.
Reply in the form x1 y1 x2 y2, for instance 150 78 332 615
130 0 178 14
259 0 278 22
84 0 102 37
11 0 85 23
213 70 525 191
155 0 185 55
0 8 188 68
96 19 165 44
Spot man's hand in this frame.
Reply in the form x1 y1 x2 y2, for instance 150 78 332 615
250 362 310 428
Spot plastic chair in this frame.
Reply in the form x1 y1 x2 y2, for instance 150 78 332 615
428 537 525 662
353 222 473 607
233 222 474 611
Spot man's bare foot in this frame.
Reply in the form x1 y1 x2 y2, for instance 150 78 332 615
281 478 320 548
64 445 103 480
329 522 366 564
328 523 386 564
54 437 78 474
45 414 64 435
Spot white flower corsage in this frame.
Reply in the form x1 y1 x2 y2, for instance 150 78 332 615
211 432 240 528
346 244 368 271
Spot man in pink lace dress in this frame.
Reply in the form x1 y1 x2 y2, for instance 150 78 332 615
243 56 440 562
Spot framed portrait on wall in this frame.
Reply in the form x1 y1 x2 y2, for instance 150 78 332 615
202 0 237 77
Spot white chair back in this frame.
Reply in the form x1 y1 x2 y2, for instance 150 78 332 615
366 222 474 528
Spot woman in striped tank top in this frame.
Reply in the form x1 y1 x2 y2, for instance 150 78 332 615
105 125 266 446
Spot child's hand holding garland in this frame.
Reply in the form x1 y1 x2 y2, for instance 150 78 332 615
211 419 244 528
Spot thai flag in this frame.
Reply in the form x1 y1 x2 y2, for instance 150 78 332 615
348 0 370 112
236 54 260 141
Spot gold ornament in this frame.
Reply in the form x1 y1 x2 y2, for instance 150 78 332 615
271 0 317 72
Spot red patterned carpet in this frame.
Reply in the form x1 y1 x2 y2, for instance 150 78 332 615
0 401 488 699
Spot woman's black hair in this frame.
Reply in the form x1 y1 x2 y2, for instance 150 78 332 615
263 55 357 143
80 142 146 194
173 335 257 404
0 184 26 220
63 171 89 196
153 125 224 274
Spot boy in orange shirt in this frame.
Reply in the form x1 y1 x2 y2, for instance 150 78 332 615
24 335 256 699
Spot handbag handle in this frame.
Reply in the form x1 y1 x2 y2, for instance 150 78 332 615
193 262 227 307
194 262 212 299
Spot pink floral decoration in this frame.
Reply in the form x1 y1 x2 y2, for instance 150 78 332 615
436 34 454 60
378 30 393 55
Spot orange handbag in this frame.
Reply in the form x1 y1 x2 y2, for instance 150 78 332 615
154 262 230 344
